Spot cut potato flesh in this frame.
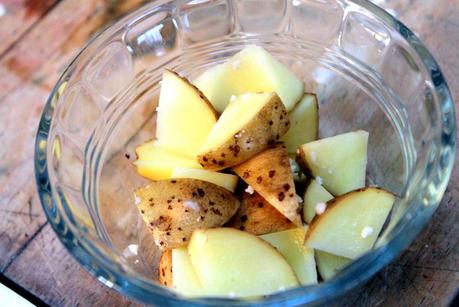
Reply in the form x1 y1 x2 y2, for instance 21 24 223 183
171 168 238 192
305 187 394 259
134 141 202 180
156 70 217 158
233 143 302 226
297 130 368 196
315 250 351 281
172 247 205 297
281 94 318 153
198 92 289 170
260 228 317 286
303 179 334 223
193 45 304 113
188 228 299 297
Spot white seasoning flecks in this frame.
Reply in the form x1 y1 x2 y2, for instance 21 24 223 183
296 194 303 203
278 286 286 291
228 292 236 298
327 169 333 174
231 59 241 70
134 195 141 206
315 202 327 215
310 151 317 163
245 185 254 195
296 148 300 155
230 95 237 102
184 200 200 211
361 226 374 238
316 176 323 185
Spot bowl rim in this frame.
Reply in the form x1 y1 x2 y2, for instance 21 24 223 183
34 0 456 305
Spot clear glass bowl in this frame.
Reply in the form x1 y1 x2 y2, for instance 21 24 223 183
35 0 456 305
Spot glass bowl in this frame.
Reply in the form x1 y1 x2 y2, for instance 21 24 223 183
34 0 456 305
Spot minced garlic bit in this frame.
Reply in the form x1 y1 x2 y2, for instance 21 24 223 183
361 226 374 238
184 200 200 211
231 59 241 70
316 176 323 185
230 95 237 102
310 151 317 162
296 194 303 203
315 202 327 215
245 185 255 195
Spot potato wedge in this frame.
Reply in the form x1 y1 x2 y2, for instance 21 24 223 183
260 227 317 286
315 250 351 281
171 168 238 192
159 250 172 287
155 70 217 159
303 179 334 223
193 45 304 113
134 141 202 180
305 187 394 259
281 93 318 154
136 179 240 250
198 92 290 170
226 191 295 235
296 130 368 196
172 247 205 296
188 228 299 297
233 143 302 226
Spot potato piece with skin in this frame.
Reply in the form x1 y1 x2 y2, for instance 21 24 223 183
281 93 318 154
188 228 299 297
193 45 304 113
171 247 205 297
233 143 302 226
260 227 317 286
296 130 369 196
136 179 240 250
303 179 334 223
198 92 290 170
159 250 172 287
305 187 395 259
134 141 202 180
226 191 295 235
155 70 218 159
171 168 238 192
315 250 351 281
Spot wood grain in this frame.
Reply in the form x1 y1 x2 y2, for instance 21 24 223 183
0 0 457 306
4 224 143 307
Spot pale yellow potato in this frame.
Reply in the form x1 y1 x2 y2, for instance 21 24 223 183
193 45 304 113
171 247 205 297
188 228 299 297
136 179 240 250
281 93 318 154
303 179 334 223
233 143 302 226
297 130 369 196
198 92 289 170
159 250 172 287
134 141 202 180
315 250 351 281
260 227 317 286
155 70 217 159
226 191 295 235
305 187 395 259
171 168 238 192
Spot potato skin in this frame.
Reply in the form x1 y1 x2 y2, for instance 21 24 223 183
227 191 295 235
159 250 173 287
198 94 290 170
233 143 302 226
136 178 240 250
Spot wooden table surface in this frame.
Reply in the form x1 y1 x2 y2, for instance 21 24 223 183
0 0 457 306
